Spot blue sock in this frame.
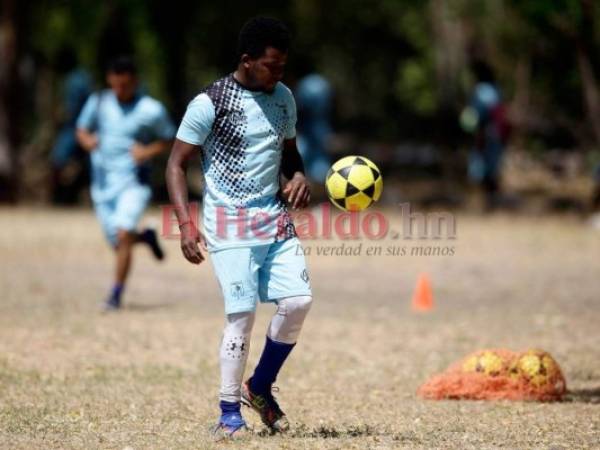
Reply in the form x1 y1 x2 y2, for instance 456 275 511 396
219 400 240 416
250 336 295 395
109 283 124 304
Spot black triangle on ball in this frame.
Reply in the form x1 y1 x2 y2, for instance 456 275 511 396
362 183 375 198
345 182 360 196
332 198 346 210
338 166 352 179
371 167 380 180
354 157 368 165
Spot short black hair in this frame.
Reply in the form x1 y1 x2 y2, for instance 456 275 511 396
237 17 291 60
107 56 137 75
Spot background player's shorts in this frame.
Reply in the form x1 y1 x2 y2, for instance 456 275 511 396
93 183 151 246
210 237 312 315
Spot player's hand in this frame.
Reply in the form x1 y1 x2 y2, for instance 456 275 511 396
179 222 207 265
131 143 151 164
283 172 311 209
81 134 99 152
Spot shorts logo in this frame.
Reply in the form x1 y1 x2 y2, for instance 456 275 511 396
228 110 246 126
300 269 310 283
231 281 244 299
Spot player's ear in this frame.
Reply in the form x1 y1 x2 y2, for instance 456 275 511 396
240 54 252 69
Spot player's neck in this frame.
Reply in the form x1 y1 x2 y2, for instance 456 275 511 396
232 69 263 92
114 91 139 105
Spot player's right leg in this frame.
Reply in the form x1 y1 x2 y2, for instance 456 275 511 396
209 245 269 440
213 311 255 440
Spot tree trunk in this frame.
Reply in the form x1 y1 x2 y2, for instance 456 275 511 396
510 55 531 144
149 0 198 120
576 45 600 146
0 0 22 202
576 0 600 146
430 0 465 110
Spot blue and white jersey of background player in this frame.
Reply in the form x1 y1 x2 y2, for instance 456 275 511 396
77 90 175 202
176 74 298 251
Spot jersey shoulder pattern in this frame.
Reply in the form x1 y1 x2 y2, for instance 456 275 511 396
201 75 260 207
196 75 298 247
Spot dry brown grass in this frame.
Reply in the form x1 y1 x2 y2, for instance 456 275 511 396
1 207 599 449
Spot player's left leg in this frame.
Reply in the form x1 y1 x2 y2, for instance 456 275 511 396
104 184 155 310
250 295 313 393
242 295 312 431
242 237 312 431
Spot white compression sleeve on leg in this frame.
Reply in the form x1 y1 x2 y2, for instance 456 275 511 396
267 295 313 345
219 311 255 403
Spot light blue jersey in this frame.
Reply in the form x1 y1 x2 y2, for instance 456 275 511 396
177 75 298 251
77 90 175 202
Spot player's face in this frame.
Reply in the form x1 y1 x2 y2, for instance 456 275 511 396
247 47 287 93
107 72 138 103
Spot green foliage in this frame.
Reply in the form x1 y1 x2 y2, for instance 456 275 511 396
18 0 600 146
396 59 437 115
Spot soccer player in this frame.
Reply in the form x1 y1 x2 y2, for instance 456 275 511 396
76 56 175 310
166 17 313 439
465 60 510 210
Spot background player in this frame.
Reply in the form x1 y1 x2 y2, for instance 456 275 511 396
166 17 313 439
76 56 175 310
464 60 510 210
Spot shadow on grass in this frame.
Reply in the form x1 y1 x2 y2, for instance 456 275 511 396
123 302 174 312
255 424 423 444
564 387 600 404
286 424 378 439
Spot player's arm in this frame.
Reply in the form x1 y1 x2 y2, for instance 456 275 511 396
131 139 172 164
132 104 176 164
75 128 99 153
75 93 100 152
281 137 310 209
166 138 207 265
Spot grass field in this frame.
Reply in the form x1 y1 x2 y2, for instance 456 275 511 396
1 207 599 449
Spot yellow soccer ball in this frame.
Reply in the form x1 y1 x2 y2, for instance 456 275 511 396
325 156 383 211
462 350 505 376
510 349 560 387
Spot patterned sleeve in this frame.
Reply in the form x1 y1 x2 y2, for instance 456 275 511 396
176 94 215 146
285 90 297 140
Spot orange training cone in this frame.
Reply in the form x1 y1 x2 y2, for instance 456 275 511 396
412 273 434 312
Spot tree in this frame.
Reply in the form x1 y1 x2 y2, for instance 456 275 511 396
0 0 27 202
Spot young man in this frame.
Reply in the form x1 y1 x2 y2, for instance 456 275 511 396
465 60 509 210
76 57 175 310
166 17 312 439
